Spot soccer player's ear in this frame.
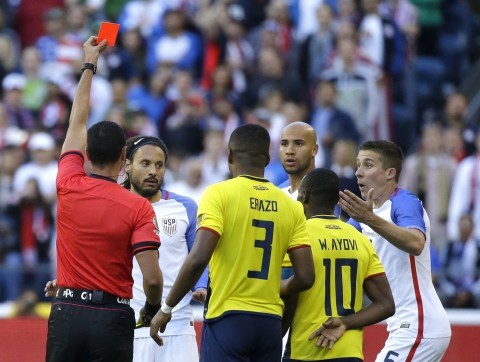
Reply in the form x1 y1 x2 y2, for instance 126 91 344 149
386 168 396 181
85 146 91 160
125 159 132 173
227 148 233 165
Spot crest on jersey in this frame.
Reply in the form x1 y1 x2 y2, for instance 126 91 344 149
153 216 160 236
162 218 177 236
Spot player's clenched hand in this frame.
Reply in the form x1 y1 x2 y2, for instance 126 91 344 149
150 311 172 346
192 288 207 304
308 317 347 349
338 189 374 223
44 279 58 298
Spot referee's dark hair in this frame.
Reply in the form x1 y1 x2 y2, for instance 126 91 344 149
300 168 340 210
87 121 126 167
122 136 169 190
228 124 270 168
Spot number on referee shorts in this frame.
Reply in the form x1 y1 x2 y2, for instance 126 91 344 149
323 258 358 316
247 219 274 280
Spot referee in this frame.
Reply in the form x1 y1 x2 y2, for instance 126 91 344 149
46 36 163 362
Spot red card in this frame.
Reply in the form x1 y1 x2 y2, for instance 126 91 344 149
97 22 120 47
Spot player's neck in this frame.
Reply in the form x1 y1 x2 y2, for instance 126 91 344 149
307 207 335 219
373 182 398 209
130 188 162 203
233 166 264 178
91 164 122 181
289 168 312 192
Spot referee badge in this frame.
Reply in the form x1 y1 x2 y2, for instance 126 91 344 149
162 218 177 236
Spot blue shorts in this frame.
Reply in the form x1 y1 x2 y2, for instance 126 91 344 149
281 266 294 280
200 313 282 362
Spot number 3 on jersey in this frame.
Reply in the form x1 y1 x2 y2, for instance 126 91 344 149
247 219 274 280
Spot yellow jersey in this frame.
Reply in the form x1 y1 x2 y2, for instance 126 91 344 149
287 216 385 361
197 175 310 321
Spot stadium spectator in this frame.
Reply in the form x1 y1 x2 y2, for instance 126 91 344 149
223 17 254 94
0 143 24 303
330 139 361 220
284 168 394 361
168 156 208 205
146 8 202 76
298 3 336 85
13 132 58 207
150 124 315 360
400 122 457 250
438 213 480 308
442 92 477 156
310 80 360 167
20 47 48 115
2 73 36 131
46 36 163 361
339 140 451 361
448 128 480 242
321 38 381 142
246 46 307 108
35 7 83 77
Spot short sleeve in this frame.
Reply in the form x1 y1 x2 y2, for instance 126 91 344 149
391 191 426 234
131 199 160 255
57 152 85 188
196 184 224 238
287 201 310 252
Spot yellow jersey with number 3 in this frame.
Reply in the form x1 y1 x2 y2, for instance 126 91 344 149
197 175 310 321
286 216 385 361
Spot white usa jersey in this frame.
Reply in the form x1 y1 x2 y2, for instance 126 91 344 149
280 180 298 200
349 188 451 338
132 190 208 338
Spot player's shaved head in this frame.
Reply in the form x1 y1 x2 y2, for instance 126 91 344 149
281 122 317 145
229 124 270 168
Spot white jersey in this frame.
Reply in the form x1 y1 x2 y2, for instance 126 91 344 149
280 182 298 200
349 188 451 339
132 189 208 338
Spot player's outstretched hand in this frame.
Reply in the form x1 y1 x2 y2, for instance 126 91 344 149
192 288 207 304
150 310 172 347
338 188 374 224
308 317 347 349
83 36 107 65
44 279 58 298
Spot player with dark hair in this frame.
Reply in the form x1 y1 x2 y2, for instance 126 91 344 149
46 37 163 362
284 168 394 361
123 135 208 361
149 124 315 361
340 140 451 361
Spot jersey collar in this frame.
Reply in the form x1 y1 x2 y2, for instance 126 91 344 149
89 173 117 183
311 215 338 220
239 175 269 183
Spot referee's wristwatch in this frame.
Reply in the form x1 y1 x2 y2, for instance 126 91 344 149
81 62 97 75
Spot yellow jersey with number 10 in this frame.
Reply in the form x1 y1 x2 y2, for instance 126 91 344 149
286 216 385 361
197 175 310 321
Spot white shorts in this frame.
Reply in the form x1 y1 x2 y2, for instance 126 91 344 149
133 334 199 362
375 329 450 362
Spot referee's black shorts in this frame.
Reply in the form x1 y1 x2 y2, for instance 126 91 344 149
46 299 135 362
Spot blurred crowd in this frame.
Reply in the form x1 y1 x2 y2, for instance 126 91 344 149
1 0 480 314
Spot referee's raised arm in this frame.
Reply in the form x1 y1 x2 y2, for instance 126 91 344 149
61 36 106 155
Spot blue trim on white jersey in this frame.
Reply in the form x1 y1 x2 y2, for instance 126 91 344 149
163 189 208 290
390 188 426 234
